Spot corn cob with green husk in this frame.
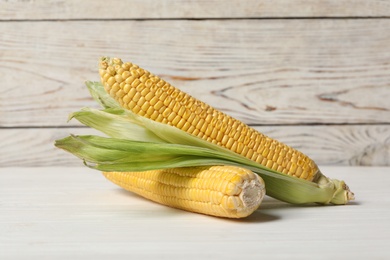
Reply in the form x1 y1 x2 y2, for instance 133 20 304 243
55 56 354 213
99 57 317 181
98 57 353 202
103 165 265 218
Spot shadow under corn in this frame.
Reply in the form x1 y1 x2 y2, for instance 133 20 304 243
113 189 359 223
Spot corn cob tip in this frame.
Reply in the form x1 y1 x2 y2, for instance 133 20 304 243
98 58 107 70
99 56 123 68
238 174 266 213
99 56 125 70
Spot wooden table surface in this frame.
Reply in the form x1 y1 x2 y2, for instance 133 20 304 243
1 166 389 259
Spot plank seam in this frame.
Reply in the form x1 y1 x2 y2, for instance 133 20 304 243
0 17 390 22
1 122 389 129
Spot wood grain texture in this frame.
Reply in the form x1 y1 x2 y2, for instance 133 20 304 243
0 128 99 167
0 0 389 20
1 166 389 259
1 125 389 167
1 19 389 127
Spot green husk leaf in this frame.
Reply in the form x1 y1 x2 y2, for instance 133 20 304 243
69 107 165 143
55 135 245 171
55 134 347 204
55 136 229 171
86 81 120 109
55 135 265 169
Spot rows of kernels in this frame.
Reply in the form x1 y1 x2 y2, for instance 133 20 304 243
119 166 246 196
104 172 226 216
105 171 224 204
102 168 259 218
99 58 318 181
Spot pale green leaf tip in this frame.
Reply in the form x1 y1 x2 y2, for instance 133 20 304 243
67 112 76 123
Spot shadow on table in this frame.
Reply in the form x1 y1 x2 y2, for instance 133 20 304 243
114 189 359 223
226 196 360 223
259 196 360 209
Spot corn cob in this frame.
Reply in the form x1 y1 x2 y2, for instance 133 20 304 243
103 165 265 218
99 57 318 182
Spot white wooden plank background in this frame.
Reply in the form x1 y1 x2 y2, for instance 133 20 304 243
1 19 389 126
1 0 390 19
0 1 389 167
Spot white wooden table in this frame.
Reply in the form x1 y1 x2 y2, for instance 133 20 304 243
1 166 389 259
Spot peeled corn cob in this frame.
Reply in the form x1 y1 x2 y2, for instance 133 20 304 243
99 57 317 181
103 165 265 218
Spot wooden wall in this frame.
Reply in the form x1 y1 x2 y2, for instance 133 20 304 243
1 0 389 167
